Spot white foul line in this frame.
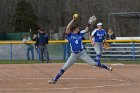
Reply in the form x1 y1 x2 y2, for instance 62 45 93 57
0 83 130 91
50 83 131 90
0 77 130 91
19 77 126 82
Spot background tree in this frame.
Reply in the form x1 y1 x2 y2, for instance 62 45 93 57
0 0 139 37
12 0 38 32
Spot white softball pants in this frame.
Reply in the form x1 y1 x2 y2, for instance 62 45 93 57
93 42 103 55
62 50 97 71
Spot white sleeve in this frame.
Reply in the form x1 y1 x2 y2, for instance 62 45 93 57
91 29 97 36
22 38 27 43
80 30 86 33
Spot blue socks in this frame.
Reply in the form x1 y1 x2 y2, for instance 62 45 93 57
96 55 101 66
53 69 65 81
96 55 108 69
100 64 108 69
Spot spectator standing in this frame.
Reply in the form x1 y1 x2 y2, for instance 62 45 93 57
106 28 116 52
32 33 38 53
106 28 116 40
22 34 34 60
36 28 50 63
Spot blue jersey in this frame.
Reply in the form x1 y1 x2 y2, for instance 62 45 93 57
36 33 49 45
91 29 106 42
67 30 86 52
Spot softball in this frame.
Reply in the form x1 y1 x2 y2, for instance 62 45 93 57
73 14 79 18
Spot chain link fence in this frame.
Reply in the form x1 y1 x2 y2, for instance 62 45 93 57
0 43 65 61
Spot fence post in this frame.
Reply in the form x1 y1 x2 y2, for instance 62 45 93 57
10 44 12 63
63 44 65 60
132 42 135 61
64 43 70 60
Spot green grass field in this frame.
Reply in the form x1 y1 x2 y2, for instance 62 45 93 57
0 60 140 64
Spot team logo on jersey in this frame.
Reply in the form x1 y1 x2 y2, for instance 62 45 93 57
71 36 82 40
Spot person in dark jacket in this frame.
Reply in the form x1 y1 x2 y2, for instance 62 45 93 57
106 28 116 52
106 28 116 40
36 28 50 63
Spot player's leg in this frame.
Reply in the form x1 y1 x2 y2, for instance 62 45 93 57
94 43 102 66
100 43 113 70
61 53 79 71
54 53 78 81
79 50 112 71
48 53 79 84
79 50 97 65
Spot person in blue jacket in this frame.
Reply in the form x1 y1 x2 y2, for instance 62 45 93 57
36 28 50 63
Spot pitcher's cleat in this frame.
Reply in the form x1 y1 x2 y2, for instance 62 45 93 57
48 79 57 84
107 67 113 71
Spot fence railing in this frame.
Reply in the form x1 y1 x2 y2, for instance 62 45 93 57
0 41 67 61
86 42 140 61
0 40 140 61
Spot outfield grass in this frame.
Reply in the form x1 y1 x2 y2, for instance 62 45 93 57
104 60 140 64
0 60 39 64
0 60 140 64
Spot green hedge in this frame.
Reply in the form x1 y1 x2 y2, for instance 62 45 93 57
0 32 31 40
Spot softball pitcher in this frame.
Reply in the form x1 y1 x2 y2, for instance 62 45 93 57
90 23 107 67
48 16 112 84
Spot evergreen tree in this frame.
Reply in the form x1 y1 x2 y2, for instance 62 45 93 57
13 0 38 32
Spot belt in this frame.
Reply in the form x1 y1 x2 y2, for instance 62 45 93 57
73 49 83 54
38 44 45 46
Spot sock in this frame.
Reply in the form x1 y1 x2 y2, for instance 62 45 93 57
53 69 65 81
96 55 101 66
95 55 109 70
100 64 108 69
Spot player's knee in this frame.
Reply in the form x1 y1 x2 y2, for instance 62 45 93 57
95 62 101 67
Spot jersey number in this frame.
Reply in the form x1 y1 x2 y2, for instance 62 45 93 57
75 40 78 44
99 36 102 39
